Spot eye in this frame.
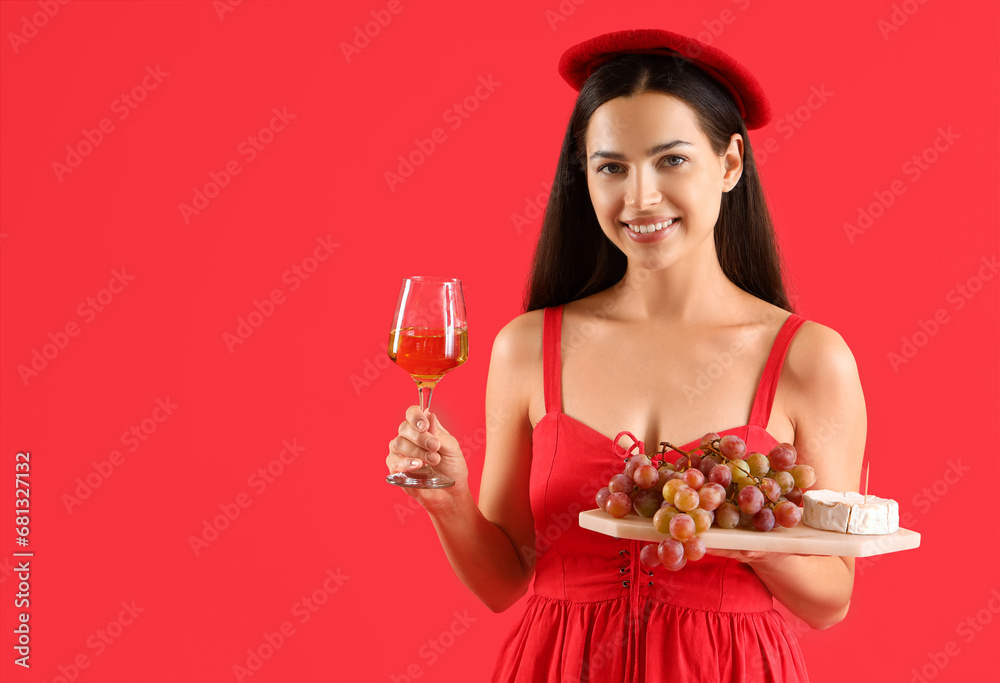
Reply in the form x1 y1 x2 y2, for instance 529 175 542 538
596 156 686 175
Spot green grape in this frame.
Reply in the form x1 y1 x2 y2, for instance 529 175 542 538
774 471 795 495
791 464 816 489
689 508 713 533
663 478 686 505
654 505 679 534
728 459 750 481
715 502 740 529
674 488 700 512
745 452 770 478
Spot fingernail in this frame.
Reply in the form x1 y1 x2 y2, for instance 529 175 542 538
416 419 426 431
426 437 440 450
409 459 422 469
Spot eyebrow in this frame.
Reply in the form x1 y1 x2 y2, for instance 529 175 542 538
588 140 695 162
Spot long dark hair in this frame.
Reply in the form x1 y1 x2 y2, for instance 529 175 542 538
523 53 795 314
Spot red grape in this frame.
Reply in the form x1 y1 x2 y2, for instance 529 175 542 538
700 432 721 450
753 508 775 532
634 464 660 490
698 483 726 511
719 434 746 460
683 536 706 561
605 492 631 518
669 513 696 541
640 543 661 569
708 464 732 488
683 468 705 491
773 500 803 528
625 454 651 478
632 489 662 517
656 468 673 489
657 538 684 566
609 473 634 495
738 485 765 515
663 555 687 572
767 443 797 471
785 487 804 506
595 486 611 510
699 455 720 477
675 455 690 471
759 478 782 502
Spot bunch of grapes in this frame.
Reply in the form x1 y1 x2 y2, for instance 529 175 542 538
594 433 817 571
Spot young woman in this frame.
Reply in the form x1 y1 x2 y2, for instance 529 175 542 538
385 29 866 682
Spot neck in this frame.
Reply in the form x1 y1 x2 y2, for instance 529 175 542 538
606 238 746 326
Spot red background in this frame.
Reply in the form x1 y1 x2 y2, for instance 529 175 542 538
2 1 998 682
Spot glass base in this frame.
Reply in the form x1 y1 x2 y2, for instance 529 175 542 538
386 469 455 489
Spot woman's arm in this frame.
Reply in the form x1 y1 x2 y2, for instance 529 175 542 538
707 321 867 630
387 315 539 613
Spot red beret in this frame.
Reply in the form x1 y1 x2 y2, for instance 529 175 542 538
558 28 772 130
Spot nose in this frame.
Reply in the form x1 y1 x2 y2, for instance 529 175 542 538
624 166 661 209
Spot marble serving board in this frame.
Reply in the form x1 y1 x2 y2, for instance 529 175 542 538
579 509 921 558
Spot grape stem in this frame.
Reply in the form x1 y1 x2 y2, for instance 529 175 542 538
660 441 697 457
658 440 783 511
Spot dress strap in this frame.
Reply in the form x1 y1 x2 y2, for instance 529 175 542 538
748 313 807 429
542 305 563 414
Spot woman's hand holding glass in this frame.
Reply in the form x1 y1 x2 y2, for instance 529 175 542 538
386 405 469 508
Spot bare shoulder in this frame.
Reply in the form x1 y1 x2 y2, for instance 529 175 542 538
491 309 545 368
487 309 545 419
781 317 866 447
783 319 861 388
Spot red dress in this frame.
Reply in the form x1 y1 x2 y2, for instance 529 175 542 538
491 304 811 682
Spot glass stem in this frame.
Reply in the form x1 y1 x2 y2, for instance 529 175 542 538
417 380 437 414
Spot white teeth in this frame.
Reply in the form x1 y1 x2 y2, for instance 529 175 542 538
625 218 677 233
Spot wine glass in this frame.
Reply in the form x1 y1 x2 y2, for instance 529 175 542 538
385 276 468 488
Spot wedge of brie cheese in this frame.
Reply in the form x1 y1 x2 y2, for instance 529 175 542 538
802 490 899 535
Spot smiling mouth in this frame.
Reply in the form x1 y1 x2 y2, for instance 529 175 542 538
620 218 679 234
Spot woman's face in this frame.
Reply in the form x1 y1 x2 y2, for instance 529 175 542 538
584 91 743 270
